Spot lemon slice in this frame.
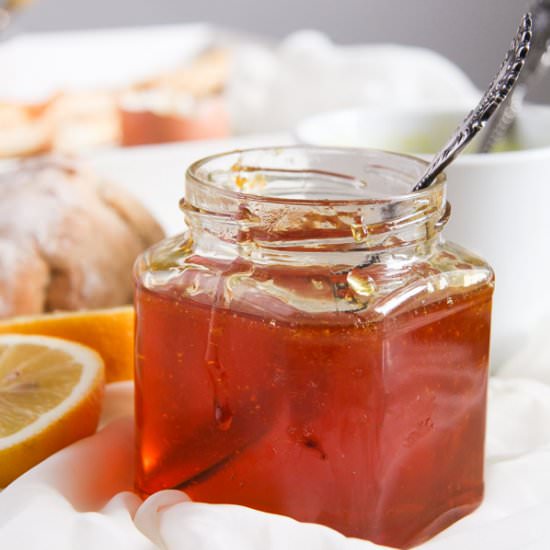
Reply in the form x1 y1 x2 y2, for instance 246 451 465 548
0 334 105 487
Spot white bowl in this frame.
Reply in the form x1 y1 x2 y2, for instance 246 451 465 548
296 105 550 368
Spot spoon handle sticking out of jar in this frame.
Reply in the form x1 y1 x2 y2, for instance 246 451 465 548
413 12 533 192
477 1 550 154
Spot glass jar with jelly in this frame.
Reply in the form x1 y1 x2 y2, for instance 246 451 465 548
134 147 493 548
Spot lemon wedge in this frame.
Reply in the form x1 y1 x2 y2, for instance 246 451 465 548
0 334 105 487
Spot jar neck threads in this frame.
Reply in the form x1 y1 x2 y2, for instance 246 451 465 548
183 147 447 264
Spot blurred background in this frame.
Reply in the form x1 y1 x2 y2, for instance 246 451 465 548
2 0 550 367
14 0 550 103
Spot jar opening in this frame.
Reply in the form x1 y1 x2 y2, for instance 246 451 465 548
186 145 445 205
183 146 448 256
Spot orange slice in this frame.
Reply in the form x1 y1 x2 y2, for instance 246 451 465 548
0 306 134 382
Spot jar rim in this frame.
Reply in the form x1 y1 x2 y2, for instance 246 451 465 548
185 145 446 207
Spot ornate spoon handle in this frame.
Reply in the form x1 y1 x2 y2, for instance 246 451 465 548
413 12 533 192
477 1 550 153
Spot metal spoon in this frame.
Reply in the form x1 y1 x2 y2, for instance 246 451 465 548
477 1 550 153
413 12 534 192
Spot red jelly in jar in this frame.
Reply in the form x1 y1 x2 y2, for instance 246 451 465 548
135 147 493 548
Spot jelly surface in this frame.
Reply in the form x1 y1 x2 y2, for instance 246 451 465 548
135 283 491 548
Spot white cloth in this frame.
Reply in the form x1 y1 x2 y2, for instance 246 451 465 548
1 363 550 549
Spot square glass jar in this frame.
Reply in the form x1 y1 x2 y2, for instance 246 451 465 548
134 147 493 548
